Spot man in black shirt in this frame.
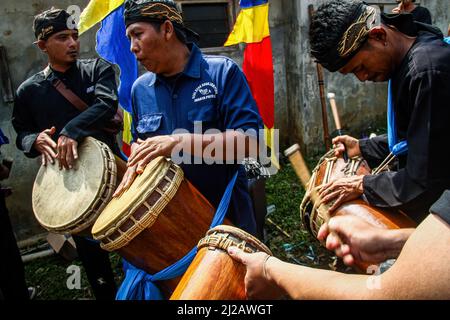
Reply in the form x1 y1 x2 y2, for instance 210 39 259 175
392 0 432 25
308 0 450 224
0 129 31 300
12 8 118 300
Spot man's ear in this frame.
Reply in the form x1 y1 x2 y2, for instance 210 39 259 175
368 26 387 43
36 39 47 52
162 20 174 40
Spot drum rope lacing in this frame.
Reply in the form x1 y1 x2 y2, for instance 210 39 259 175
116 171 240 300
300 149 364 236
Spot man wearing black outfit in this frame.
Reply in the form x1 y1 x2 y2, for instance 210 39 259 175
0 129 30 300
392 0 432 25
309 0 450 224
12 9 118 299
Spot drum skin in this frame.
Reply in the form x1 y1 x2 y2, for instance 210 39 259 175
92 157 232 297
170 225 272 300
300 152 417 272
32 137 125 235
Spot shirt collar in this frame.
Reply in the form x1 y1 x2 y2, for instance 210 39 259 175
43 61 77 80
182 43 202 79
150 43 202 87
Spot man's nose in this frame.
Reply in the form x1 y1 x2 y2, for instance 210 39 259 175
130 39 139 53
68 36 78 47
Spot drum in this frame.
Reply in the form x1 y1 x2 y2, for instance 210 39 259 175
170 225 272 300
300 150 416 237
91 156 229 297
32 137 126 235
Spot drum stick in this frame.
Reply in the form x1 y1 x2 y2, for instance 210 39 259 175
308 4 331 150
284 144 342 243
327 93 348 162
284 144 311 184
266 218 292 238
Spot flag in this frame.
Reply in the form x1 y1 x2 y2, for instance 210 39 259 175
224 0 278 169
79 0 138 157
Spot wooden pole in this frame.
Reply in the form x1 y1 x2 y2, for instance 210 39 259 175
308 4 331 150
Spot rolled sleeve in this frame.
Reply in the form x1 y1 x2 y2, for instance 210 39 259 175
430 190 450 226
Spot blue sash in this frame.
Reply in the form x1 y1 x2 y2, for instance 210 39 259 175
115 171 239 300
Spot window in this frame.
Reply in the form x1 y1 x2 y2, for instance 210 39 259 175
178 1 235 49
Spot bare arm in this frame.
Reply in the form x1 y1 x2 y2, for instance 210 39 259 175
268 214 450 299
230 214 450 300
127 131 259 169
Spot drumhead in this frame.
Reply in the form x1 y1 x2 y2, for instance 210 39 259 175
198 225 272 255
92 156 183 240
32 137 113 232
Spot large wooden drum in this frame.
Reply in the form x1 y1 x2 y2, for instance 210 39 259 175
170 225 272 300
300 150 416 239
92 156 228 296
32 137 125 235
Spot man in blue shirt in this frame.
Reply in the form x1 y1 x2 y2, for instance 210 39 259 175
114 0 264 235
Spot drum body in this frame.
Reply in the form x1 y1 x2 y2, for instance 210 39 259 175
32 137 125 235
300 150 416 237
92 156 228 296
170 225 272 300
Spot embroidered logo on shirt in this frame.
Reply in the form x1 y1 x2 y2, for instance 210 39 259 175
86 86 95 93
192 82 218 103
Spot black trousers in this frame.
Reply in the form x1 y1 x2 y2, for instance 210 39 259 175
0 194 29 300
72 236 117 300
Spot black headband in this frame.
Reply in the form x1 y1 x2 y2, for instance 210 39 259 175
124 0 199 42
33 9 75 41
312 3 379 72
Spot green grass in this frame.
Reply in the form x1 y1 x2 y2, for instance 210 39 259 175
24 252 124 300
24 156 349 299
264 157 345 271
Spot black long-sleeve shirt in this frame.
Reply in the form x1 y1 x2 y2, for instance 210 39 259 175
430 190 450 226
359 30 450 223
12 58 119 157
411 6 432 25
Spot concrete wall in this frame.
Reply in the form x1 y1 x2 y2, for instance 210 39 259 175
282 0 450 155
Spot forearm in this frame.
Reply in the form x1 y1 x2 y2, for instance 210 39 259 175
379 228 414 260
16 132 40 158
60 102 116 141
173 131 258 162
266 257 374 300
359 134 390 168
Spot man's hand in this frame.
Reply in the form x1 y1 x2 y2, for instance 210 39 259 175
33 127 58 166
317 216 412 266
318 175 364 212
127 136 178 173
227 247 285 300
332 135 361 158
392 2 404 14
113 164 138 198
56 135 78 170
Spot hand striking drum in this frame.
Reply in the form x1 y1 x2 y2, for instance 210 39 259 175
32 137 126 236
285 144 416 272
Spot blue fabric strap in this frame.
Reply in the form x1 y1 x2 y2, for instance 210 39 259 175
0 129 9 146
387 80 408 156
116 171 239 300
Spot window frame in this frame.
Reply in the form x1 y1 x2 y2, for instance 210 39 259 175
176 0 238 52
